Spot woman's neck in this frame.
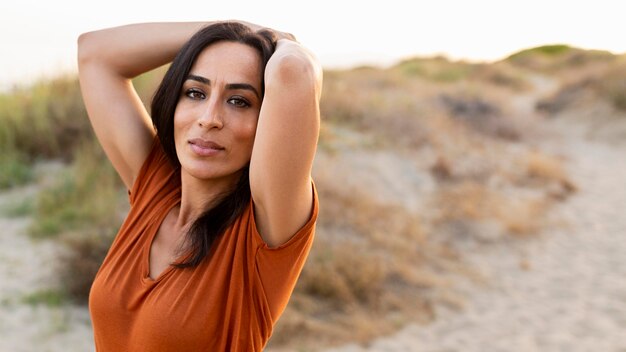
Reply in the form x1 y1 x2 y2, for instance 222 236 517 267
175 169 241 229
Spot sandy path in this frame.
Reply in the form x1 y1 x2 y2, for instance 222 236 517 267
0 185 94 352
324 117 626 351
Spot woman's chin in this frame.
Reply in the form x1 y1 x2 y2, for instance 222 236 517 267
183 168 222 181
180 162 243 184
178 159 219 179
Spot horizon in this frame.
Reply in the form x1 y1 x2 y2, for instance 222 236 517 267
2 42 623 93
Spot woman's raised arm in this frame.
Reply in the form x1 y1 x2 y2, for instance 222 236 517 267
77 22 213 189
250 38 323 248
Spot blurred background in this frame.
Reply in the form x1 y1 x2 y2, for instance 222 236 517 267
0 1 624 351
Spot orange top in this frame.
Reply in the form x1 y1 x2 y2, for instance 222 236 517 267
89 139 318 351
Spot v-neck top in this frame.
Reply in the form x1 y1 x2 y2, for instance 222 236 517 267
88 138 318 351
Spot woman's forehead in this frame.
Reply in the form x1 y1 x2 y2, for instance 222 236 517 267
189 41 262 85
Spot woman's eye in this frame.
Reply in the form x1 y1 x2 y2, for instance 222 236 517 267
185 89 205 100
228 97 250 108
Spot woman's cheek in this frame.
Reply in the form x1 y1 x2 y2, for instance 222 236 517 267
234 117 258 142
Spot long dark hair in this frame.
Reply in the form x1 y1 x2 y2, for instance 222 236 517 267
150 22 277 268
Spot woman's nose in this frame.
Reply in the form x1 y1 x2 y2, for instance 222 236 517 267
197 100 223 129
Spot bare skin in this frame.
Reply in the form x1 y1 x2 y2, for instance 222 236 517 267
77 21 322 279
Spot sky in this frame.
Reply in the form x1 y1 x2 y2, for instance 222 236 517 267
0 0 624 90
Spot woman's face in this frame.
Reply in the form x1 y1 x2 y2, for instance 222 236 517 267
174 41 263 183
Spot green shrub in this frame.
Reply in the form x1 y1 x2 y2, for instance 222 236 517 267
30 139 124 238
0 195 35 217
0 150 33 189
392 57 473 82
21 288 66 307
0 68 165 162
507 44 572 61
0 75 91 160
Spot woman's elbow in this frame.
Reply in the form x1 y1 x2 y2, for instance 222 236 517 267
266 53 323 98
77 32 91 66
77 31 101 67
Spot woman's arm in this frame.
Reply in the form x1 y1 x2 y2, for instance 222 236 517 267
250 38 323 248
78 21 232 189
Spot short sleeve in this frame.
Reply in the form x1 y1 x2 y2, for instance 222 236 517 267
251 181 319 321
128 137 178 207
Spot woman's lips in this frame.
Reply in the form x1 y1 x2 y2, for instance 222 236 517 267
188 138 224 156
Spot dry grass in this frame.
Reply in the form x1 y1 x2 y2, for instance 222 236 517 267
470 61 531 91
0 75 90 160
517 149 578 201
320 68 435 149
526 150 571 183
268 161 478 349
498 197 550 236
535 52 626 115
428 141 575 242
437 90 522 141
431 180 552 239
595 58 626 112
320 59 529 152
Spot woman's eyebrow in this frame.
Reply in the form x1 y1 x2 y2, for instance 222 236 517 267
186 74 260 99
187 74 211 85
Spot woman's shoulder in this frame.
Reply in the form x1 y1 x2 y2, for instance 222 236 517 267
246 180 318 251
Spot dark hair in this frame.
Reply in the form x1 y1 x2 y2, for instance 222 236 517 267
150 22 277 268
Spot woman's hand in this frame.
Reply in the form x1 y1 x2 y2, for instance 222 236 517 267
273 30 297 42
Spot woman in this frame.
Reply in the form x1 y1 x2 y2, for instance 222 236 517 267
77 20 322 351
